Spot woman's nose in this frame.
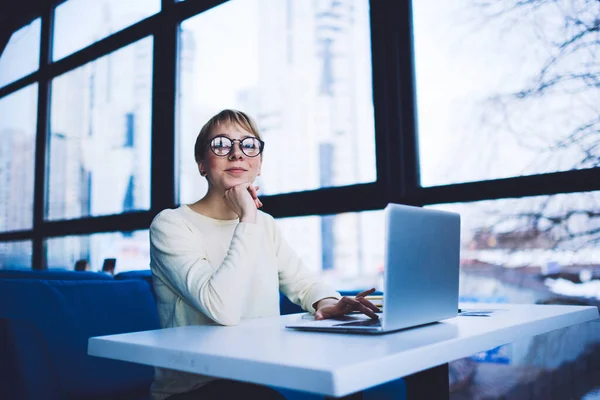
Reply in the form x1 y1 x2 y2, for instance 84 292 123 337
228 141 244 159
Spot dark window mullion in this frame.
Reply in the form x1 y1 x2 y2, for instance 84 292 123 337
395 0 420 201
0 72 41 99
0 230 34 242
262 183 386 219
370 0 395 203
172 0 228 24
32 2 53 270
408 167 600 206
370 1 419 206
46 15 159 81
40 211 155 238
150 4 178 214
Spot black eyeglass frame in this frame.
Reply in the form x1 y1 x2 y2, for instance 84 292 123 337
206 135 265 158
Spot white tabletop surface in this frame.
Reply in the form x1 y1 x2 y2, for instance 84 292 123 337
88 303 598 397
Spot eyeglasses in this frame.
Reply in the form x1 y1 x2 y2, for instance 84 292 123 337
208 136 265 157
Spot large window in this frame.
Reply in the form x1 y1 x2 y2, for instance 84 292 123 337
46 230 149 272
47 37 153 220
0 0 598 397
0 18 40 88
276 210 385 290
0 84 38 232
176 0 376 204
0 241 33 269
53 0 160 60
429 191 600 303
413 0 600 187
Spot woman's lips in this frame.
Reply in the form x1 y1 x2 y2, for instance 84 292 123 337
225 168 246 174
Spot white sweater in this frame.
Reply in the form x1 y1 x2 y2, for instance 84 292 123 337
149 205 340 399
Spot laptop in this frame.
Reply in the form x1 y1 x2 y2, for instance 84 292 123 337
285 203 461 334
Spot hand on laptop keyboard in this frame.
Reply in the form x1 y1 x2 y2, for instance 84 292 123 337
314 288 381 320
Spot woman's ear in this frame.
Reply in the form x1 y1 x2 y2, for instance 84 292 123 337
198 161 206 177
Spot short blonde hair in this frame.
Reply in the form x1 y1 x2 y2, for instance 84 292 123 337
194 109 263 163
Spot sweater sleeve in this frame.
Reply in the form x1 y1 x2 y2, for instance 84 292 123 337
272 218 340 313
150 210 261 326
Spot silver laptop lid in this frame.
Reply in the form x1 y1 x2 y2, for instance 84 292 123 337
382 203 460 331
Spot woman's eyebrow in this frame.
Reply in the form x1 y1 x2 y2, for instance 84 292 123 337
214 133 253 139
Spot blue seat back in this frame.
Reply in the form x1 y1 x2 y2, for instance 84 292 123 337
0 269 114 398
114 270 155 297
0 279 159 400
0 269 113 280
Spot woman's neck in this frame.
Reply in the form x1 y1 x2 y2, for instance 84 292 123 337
188 189 239 221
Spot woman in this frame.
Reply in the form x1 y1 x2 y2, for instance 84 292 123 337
149 109 379 399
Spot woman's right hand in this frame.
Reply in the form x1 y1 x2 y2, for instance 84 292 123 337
223 182 262 223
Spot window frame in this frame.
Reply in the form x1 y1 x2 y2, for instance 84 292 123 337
0 0 598 269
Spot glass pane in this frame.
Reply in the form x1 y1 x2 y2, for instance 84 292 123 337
0 19 40 88
276 210 385 290
177 0 376 203
47 38 152 220
46 230 149 273
0 84 37 231
428 191 600 304
0 241 33 269
433 193 600 400
53 0 161 60
413 1 600 187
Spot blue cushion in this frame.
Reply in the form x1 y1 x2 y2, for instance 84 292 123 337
114 270 152 282
0 269 113 280
4 319 59 400
0 270 110 398
114 270 155 297
279 292 304 315
0 279 159 400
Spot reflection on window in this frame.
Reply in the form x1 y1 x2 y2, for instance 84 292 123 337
47 38 152 220
413 1 600 186
53 0 160 60
177 0 376 203
46 230 149 272
0 19 40 88
0 241 33 269
0 85 37 231
276 210 384 290
428 191 600 303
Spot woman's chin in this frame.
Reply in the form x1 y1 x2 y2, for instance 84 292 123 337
222 177 254 191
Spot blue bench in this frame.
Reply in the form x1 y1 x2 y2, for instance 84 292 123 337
0 279 159 400
0 268 116 399
0 268 400 400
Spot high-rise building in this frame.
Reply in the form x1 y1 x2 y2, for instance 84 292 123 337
46 5 152 267
0 128 35 268
177 26 206 203
254 0 378 283
0 129 13 232
3 128 35 231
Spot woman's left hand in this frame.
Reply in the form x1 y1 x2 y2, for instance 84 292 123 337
248 185 263 209
314 288 380 320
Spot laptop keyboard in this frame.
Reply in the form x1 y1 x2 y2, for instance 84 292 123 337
334 319 382 327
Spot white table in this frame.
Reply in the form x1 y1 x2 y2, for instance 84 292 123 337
88 303 598 399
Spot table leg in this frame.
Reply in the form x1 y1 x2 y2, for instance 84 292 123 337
404 363 449 400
